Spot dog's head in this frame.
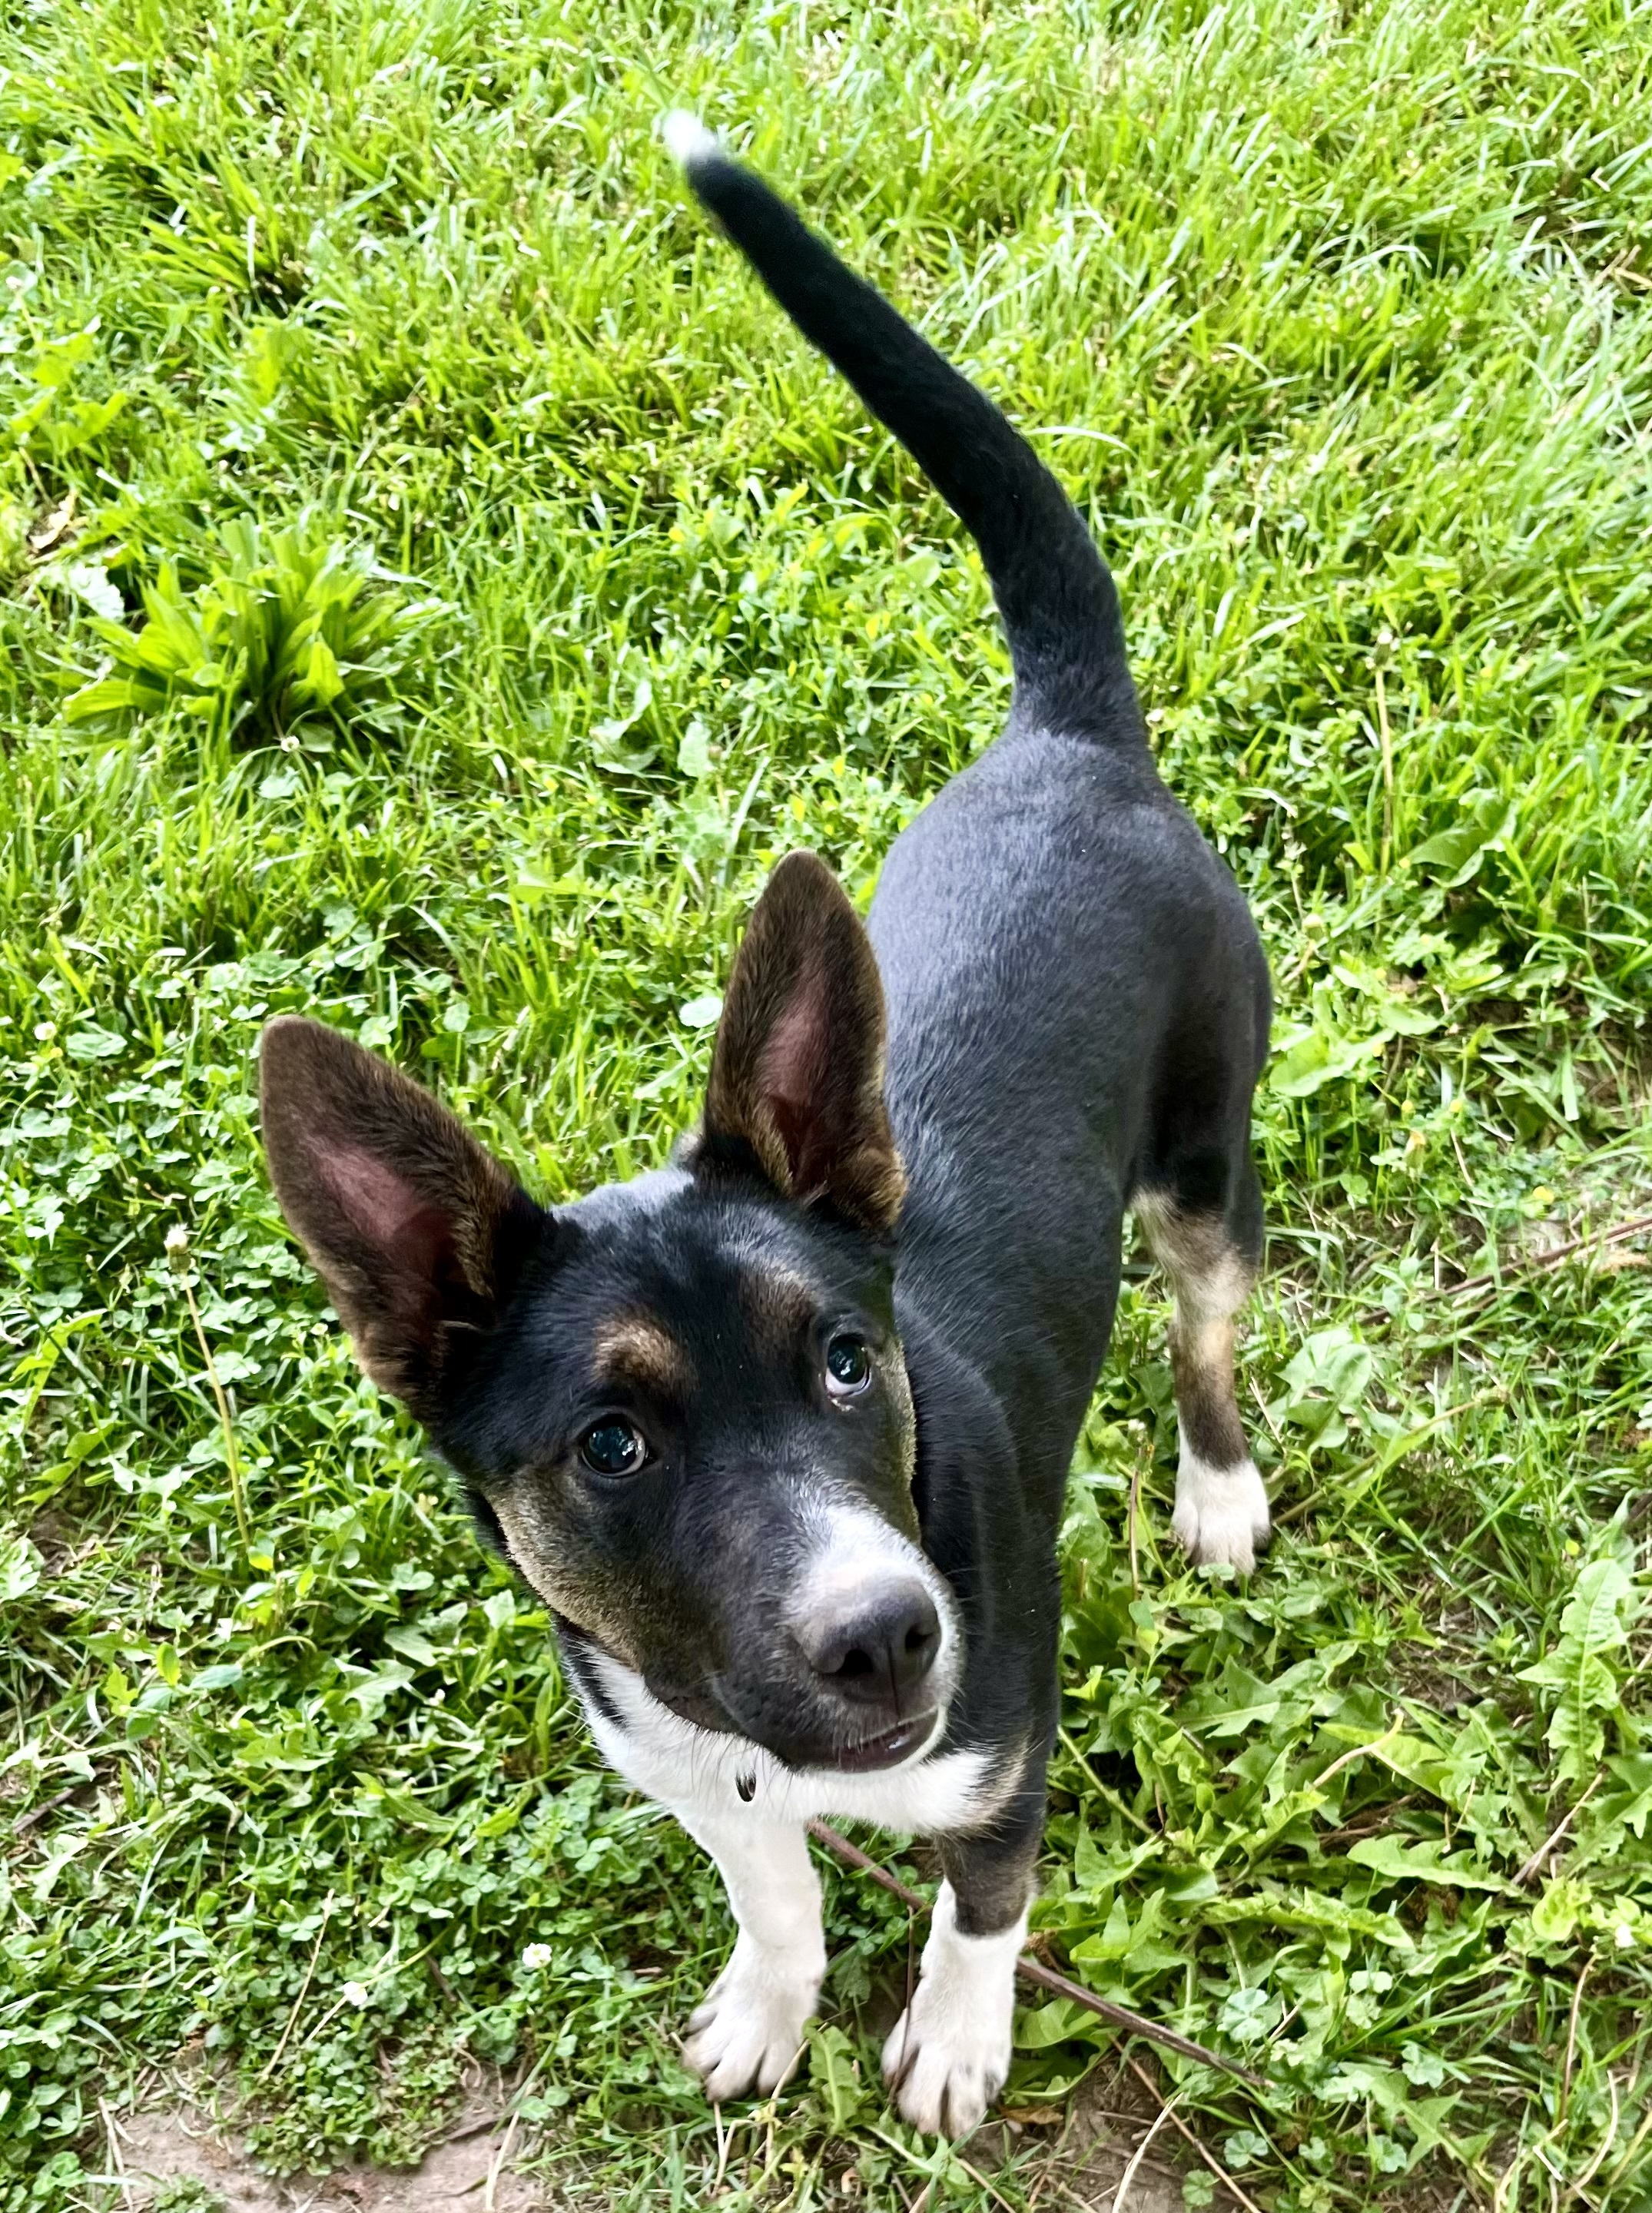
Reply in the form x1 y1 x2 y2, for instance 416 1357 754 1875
260 852 960 1772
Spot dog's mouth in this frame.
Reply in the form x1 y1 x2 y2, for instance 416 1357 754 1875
703 1670 945 1773
826 1710 940 1772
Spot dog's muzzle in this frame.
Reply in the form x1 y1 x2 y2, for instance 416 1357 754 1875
708 1509 962 1770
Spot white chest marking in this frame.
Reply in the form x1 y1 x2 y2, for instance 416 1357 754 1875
579 1648 1004 1834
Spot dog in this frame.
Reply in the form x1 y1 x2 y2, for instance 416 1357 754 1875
257 114 1272 2138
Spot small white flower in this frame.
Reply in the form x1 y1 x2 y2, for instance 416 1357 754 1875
521 1943 553 1973
342 1979 372 2008
164 1224 191 1255
1614 1921 1635 1950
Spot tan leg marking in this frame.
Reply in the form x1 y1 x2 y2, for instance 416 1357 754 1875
1133 1192 1269 1572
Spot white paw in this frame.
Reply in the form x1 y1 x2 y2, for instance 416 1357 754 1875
682 1930 823 2101
881 1884 1024 2136
1173 1452 1271 1571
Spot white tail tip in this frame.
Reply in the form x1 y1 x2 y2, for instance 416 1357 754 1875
662 109 720 168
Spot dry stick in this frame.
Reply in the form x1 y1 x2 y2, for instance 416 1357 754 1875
872 2132 1025 2213
257 1890 336 2085
1308 1716 1402 1793
1055 1729 1156 1840
14 1786 79 1838
1044 2151 1186 2210
1112 2097 1177 2213
1124 2058 1268 2213
1444 1213 1652 1299
1557 1956 1593 2131
484 2105 523 2213
1564 2065 1620 2204
1018 1960 1264 2089
98 2098 134 2211
951 2149 1033 2213
805 1823 1264 2089
443 2051 552 2152
1362 1214 1652 1329
1595 2079 1649 2203
1515 1773 1604 1889
1275 1383 1506 1531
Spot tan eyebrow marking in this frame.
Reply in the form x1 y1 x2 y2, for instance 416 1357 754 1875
741 1265 819 1338
590 1314 695 1398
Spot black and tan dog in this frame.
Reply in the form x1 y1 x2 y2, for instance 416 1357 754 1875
259 116 1272 2137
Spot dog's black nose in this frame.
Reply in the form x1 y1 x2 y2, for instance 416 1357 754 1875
794 1581 941 1707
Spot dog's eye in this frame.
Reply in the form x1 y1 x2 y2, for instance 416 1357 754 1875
579 1419 650 1476
824 1334 873 1398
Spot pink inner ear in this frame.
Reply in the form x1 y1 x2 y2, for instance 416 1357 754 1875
758 968 837 1188
760 970 831 1115
317 1143 453 1276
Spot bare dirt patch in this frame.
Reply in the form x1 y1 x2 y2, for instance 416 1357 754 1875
108 2095 544 2212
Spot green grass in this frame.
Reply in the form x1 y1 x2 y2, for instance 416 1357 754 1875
3 0 1652 2205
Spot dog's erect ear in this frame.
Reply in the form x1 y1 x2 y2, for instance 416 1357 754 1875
259 1017 545 1423
701 850 904 1234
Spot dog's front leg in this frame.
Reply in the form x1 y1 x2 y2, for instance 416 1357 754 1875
672 1804 826 2101
883 1796 1042 2136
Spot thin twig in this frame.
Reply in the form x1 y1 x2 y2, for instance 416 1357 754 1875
98 2099 134 2210
1044 2149 1186 2204
1565 2069 1620 2205
1577 2074 1629 2202
1113 2096 1176 2213
1363 1214 1652 1328
1446 1213 1652 1297
442 2051 550 2149
1310 1715 1401 1792
484 2104 522 2211
1276 1383 1506 1528
1516 1774 1603 1888
806 1822 1264 2089
13 1786 79 1837
257 1890 335 2084
1558 1956 1591 2128
1056 1729 1156 1838
949 2150 1030 2213
442 2109 511 2145
1601 2095 1652 2201
1018 1959 1262 2086
1126 2057 1268 2213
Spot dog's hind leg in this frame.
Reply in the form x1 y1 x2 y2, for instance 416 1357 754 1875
1133 1163 1270 1572
672 1807 826 2100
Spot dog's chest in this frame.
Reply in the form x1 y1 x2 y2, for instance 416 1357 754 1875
578 1649 1006 1832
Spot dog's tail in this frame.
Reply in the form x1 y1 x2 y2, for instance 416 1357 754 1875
662 113 1139 739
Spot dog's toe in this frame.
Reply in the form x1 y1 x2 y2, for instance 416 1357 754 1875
681 1933 821 2102
1173 1454 1270 1572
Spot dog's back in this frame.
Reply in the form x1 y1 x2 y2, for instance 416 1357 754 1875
668 118 1270 1517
